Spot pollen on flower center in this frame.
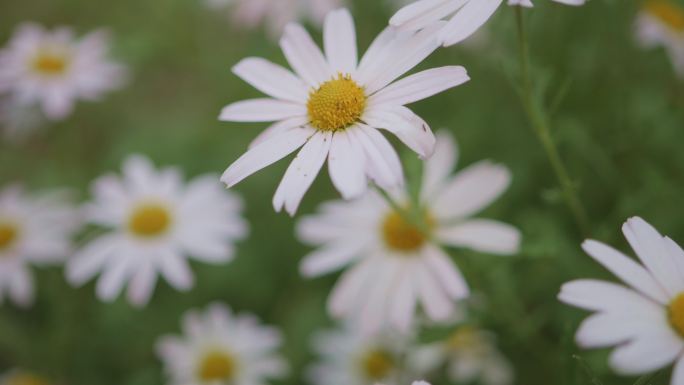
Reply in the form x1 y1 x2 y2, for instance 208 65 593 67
381 209 434 252
307 74 366 131
128 204 171 237
198 350 236 381
360 349 394 380
32 52 68 75
668 293 684 337
0 222 19 250
646 0 684 31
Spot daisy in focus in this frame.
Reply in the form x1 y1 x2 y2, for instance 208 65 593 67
390 0 585 46
559 217 684 384
0 23 127 120
220 8 470 215
0 185 79 307
204 0 344 38
0 370 51 385
297 131 521 333
66 155 248 307
410 326 513 385
156 303 288 385
635 0 684 78
307 325 409 385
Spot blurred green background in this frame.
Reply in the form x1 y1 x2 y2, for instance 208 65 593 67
0 0 683 384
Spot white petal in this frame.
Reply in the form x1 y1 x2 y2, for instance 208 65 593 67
248 117 309 149
433 160 511 219
582 239 669 304
232 57 309 103
221 126 314 188
158 251 194 291
609 331 683 375
299 240 365 277
421 130 458 200
623 217 684 297
359 257 401 334
437 219 521 255
558 279 661 313
360 22 445 95
273 131 332 216
576 309 668 348
672 356 684 385
348 124 403 190
280 23 333 87
390 264 417 332
9 266 33 307
328 258 375 317
323 8 357 74
127 261 157 307
416 260 455 321
66 234 119 285
423 245 470 299
439 0 503 47
328 130 367 199
357 27 396 76
390 0 465 31
96 257 134 301
219 98 306 122
363 105 436 159
368 66 469 106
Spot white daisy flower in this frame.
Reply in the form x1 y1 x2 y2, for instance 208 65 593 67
410 326 513 385
156 303 288 385
204 0 344 38
0 185 79 307
390 0 585 46
635 0 684 78
507 0 585 7
297 131 521 334
307 325 410 385
65 155 248 307
219 8 470 215
0 370 51 385
559 217 684 383
0 23 127 120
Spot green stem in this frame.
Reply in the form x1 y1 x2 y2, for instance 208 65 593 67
514 7 590 235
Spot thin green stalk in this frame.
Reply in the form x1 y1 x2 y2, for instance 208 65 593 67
514 7 590 235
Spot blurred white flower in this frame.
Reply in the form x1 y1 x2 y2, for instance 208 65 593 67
220 9 469 215
0 185 79 307
0 370 51 385
559 217 684 384
203 0 344 38
0 23 127 120
156 303 288 385
390 0 503 46
507 0 585 7
635 0 684 78
0 98 44 143
65 155 248 307
409 326 513 385
390 0 585 46
297 131 521 334
307 325 410 385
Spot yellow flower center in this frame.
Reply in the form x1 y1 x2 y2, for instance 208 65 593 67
381 209 434 253
32 52 68 75
360 349 394 380
669 293 684 337
128 204 171 237
307 74 366 131
646 0 684 31
4 373 51 385
0 222 19 250
198 351 236 381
